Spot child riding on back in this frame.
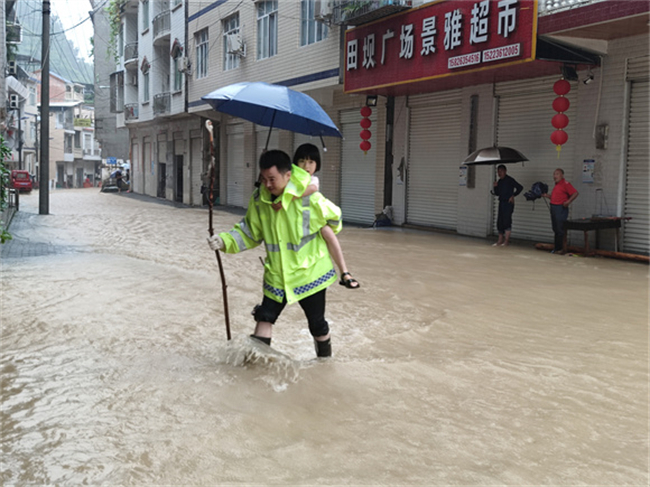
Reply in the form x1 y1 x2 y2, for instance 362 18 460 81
294 143 360 289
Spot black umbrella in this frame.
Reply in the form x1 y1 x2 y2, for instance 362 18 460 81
463 146 529 165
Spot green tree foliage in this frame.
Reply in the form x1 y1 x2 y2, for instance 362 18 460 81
0 136 13 244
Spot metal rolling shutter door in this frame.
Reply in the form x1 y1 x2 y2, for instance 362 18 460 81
495 76 577 242
407 92 461 229
226 123 245 207
624 71 649 254
340 110 376 225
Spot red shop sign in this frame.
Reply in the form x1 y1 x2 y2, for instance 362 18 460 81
344 0 538 94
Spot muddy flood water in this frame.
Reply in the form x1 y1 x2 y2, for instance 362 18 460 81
1 188 648 486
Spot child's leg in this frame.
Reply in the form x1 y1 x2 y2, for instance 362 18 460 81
321 225 348 275
321 226 359 288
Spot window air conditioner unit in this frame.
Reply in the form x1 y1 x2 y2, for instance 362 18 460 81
315 1 333 21
9 94 20 109
7 23 22 44
177 56 190 73
7 60 17 75
226 33 246 57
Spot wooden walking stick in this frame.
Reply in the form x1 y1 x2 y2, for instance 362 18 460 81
206 121 231 341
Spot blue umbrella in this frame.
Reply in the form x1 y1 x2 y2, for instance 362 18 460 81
202 81 342 149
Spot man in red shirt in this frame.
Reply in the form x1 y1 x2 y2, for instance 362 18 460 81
542 168 579 254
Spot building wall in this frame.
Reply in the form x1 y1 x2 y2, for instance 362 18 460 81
566 34 649 251
129 116 202 203
187 1 340 114
89 0 129 167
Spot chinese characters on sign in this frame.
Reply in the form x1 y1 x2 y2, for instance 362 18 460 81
344 0 537 93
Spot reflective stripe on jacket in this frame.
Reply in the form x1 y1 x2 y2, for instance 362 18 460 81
219 166 342 305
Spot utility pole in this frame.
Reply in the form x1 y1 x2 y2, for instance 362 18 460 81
17 106 22 170
39 0 50 214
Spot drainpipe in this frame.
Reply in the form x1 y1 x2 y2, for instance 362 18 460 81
383 96 394 209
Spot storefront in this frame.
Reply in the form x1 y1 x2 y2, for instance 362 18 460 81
343 0 648 254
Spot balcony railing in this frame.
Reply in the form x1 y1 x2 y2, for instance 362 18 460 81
124 103 139 121
539 0 606 15
332 0 412 26
153 93 171 116
153 11 171 41
124 42 138 62
83 148 102 156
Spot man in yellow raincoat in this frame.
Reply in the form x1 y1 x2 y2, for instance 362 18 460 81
208 150 342 357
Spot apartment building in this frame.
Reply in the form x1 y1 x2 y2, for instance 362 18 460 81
33 72 102 189
111 0 198 202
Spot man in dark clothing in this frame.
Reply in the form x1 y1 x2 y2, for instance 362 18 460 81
115 169 123 193
492 164 523 246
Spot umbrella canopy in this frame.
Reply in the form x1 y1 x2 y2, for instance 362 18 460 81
463 146 529 165
201 82 342 139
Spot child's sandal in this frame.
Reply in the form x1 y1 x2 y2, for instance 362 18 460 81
339 272 360 289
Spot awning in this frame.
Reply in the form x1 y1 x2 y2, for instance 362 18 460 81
536 36 601 66
6 76 29 100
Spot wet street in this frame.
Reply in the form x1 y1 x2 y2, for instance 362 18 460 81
1 188 648 486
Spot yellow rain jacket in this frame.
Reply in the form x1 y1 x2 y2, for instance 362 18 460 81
219 166 342 305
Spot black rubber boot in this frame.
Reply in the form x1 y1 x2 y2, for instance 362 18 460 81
314 337 332 358
250 334 271 346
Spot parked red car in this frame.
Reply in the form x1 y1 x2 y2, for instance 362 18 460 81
10 170 33 192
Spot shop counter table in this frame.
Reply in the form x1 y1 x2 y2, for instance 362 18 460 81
563 217 622 256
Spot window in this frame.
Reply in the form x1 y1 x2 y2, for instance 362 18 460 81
74 132 81 149
141 0 149 31
29 87 36 106
300 0 328 46
143 72 150 102
223 14 240 71
171 40 184 91
257 1 278 60
195 28 209 78
172 56 182 91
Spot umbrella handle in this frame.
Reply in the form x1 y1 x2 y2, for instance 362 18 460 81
264 111 276 152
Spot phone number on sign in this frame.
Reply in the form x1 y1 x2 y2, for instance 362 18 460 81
483 44 521 62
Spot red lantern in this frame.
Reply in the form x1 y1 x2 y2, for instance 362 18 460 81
553 79 571 96
360 106 373 154
551 78 571 158
552 96 570 113
552 113 569 129
551 129 568 146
